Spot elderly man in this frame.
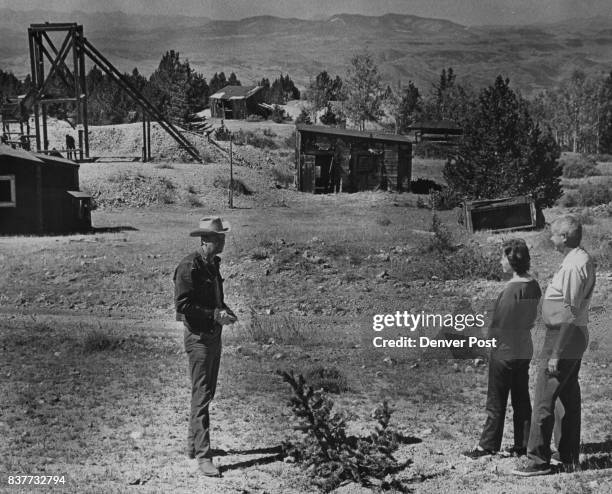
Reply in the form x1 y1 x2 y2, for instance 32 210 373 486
513 215 596 476
174 217 237 477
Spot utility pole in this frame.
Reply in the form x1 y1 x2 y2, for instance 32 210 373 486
228 133 234 208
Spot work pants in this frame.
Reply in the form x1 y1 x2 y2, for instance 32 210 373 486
184 327 222 460
527 327 587 466
479 357 532 452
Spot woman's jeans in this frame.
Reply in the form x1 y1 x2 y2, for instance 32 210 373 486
479 356 532 452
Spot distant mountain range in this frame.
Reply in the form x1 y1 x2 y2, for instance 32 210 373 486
1 9 612 95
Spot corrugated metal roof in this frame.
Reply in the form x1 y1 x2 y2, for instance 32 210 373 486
210 85 261 100
0 144 44 163
295 124 415 144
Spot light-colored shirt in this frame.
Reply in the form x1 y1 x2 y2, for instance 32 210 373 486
543 247 596 327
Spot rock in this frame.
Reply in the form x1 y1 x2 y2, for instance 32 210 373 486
431 275 439 281
453 363 461 372
332 481 372 494
420 428 433 437
474 358 485 367
273 353 284 360
464 366 475 373
129 429 144 440
377 270 389 279
236 346 243 354
410 362 419 369
266 308 274 315
383 356 395 366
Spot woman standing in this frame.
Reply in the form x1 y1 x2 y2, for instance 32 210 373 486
464 239 541 458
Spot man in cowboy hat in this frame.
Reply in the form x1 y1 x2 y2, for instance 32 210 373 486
174 217 237 477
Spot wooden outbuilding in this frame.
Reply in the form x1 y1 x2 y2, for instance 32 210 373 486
209 85 265 120
0 145 92 235
295 124 413 193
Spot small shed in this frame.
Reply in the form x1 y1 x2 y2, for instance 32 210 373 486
209 85 264 120
295 124 414 193
0 145 92 235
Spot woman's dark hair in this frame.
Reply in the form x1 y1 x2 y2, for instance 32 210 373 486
503 238 530 275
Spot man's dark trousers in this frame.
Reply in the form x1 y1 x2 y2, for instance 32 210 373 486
184 327 222 460
527 327 587 466
479 357 531 452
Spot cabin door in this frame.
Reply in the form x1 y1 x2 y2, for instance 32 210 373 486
314 154 333 193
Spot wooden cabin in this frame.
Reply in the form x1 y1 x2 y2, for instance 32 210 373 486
209 85 265 120
0 145 92 235
295 124 413 193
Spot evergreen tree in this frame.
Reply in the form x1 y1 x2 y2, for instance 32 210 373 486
0 69 24 101
296 107 312 124
227 72 241 86
259 77 271 103
422 68 475 124
210 72 227 94
148 51 208 124
444 76 562 209
398 81 422 131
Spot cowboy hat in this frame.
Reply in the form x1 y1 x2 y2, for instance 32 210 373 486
190 217 231 236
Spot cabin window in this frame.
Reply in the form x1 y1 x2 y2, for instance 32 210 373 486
0 175 16 207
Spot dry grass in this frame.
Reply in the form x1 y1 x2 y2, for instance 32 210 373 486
1 159 611 493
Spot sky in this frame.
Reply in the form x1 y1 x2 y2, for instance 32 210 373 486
1 0 612 26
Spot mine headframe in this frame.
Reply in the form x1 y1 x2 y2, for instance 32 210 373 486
15 22 201 162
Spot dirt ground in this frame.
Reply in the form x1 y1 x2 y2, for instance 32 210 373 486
1 148 611 493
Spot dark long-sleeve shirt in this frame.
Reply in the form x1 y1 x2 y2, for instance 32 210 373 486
173 251 227 333
488 278 542 360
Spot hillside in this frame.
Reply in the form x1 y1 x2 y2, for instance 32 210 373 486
1 11 612 94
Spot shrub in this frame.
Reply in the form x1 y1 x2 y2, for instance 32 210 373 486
246 313 317 345
425 213 455 253
232 129 277 149
212 176 253 195
213 125 231 141
577 182 612 206
251 248 269 260
561 154 599 178
271 105 289 123
410 214 503 281
557 190 580 207
279 371 404 492
296 108 312 124
410 178 443 195
271 166 294 188
187 194 203 207
376 217 391 226
429 186 462 210
82 330 122 353
304 366 349 393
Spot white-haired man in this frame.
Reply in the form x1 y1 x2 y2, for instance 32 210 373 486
513 215 596 476
174 217 237 477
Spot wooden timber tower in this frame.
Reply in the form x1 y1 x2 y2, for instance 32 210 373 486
4 22 201 162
